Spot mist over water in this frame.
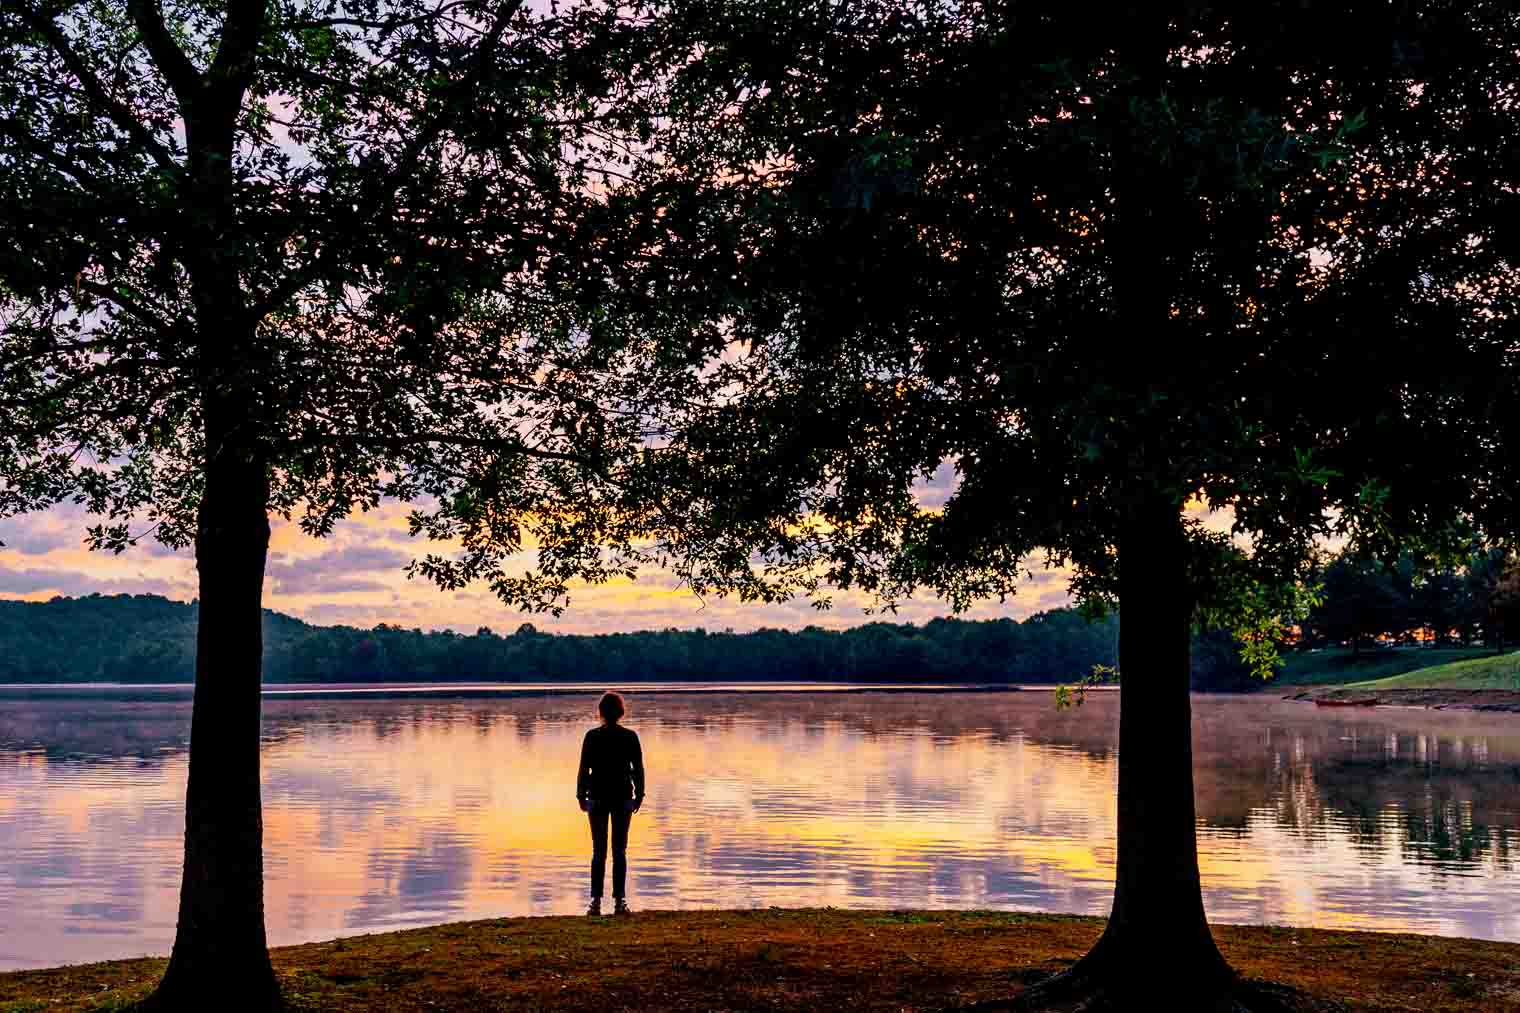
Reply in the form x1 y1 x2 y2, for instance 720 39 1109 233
1 688 1517 970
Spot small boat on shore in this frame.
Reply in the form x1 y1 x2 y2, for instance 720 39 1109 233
1313 698 1379 708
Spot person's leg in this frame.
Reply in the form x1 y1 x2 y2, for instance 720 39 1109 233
589 805 610 900
610 807 632 900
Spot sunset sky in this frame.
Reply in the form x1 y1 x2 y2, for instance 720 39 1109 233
0 459 1252 635
0 463 1108 635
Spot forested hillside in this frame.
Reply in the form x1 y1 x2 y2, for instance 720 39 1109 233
0 593 1245 686
6 558 1509 687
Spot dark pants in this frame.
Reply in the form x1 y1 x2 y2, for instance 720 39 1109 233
588 803 633 898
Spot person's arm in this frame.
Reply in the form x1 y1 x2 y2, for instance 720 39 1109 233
577 729 593 802
630 730 645 806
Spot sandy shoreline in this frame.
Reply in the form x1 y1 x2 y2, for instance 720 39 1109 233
1284 687 1520 712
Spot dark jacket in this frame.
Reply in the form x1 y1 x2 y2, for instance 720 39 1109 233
576 723 645 805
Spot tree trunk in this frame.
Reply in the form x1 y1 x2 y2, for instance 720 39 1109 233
1072 498 1233 996
967 500 1292 1012
145 420 277 1009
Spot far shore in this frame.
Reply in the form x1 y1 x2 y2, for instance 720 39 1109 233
0 681 1033 701
7 677 1520 712
3 908 1515 1012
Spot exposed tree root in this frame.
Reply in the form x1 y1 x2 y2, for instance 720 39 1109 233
951 967 1347 1013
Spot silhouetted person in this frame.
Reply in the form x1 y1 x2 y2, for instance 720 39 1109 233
577 691 644 915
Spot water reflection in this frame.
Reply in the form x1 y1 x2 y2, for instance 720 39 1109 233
0 691 1517 969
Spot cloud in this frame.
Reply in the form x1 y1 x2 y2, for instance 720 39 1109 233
300 601 425 627
0 566 181 598
0 503 191 560
266 545 413 595
911 459 959 510
293 578 393 595
0 514 81 556
0 529 76 557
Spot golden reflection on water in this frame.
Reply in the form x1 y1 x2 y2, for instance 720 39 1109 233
0 690 1517 970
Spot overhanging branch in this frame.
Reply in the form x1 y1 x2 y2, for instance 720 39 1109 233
17 4 181 173
209 0 267 93
281 431 595 468
126 0 202 102
77 281 181 338
246 0 527 325
0 116 115 198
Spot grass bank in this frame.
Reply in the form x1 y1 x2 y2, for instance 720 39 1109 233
1273 647 1520 710
3 909 1518 1012
1270 646 1498 688
1344 649 1520 691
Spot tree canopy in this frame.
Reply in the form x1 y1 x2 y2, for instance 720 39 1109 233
624 0 1519 609
0 0 672 600
599 1 1520 1005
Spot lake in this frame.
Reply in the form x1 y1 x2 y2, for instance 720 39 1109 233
1 686 1517 970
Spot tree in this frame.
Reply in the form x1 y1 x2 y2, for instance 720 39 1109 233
613 1 1520 1007
1409 562 1463 645
1494 555 1520 649
1309 553 1409 650
1 0 665 1005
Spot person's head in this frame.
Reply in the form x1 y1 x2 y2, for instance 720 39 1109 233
598 691 626 725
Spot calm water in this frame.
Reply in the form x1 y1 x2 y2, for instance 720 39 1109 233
1 687 1518 970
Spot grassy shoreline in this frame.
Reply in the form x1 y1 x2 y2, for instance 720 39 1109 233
1269 646 1508 688
1267 646 1520 710
4 909 1518 1012
1343 649 1520 690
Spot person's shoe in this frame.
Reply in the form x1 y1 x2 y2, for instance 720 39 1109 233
613 898 632 916
586 897 602 917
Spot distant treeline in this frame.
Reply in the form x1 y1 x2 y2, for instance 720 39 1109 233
0 593 1257 687
6 550 1514 689
1301 548 1518 649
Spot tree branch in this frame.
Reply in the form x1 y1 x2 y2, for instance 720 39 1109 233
77 281 180 338
247 0 526 323
0 116 113 197
276 1 478 37
245 252 335 322
394 0 527 170
283 431 593 467
16 4 181 172
209 0 267 93
126 0 202 103
0 358 192 412
258 57 365 97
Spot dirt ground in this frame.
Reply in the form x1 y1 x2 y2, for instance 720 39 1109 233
3 908 1519 1012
